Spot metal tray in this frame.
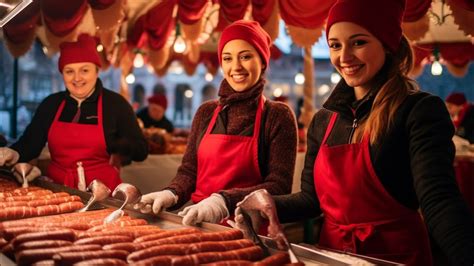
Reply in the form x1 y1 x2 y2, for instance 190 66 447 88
4 178 401 265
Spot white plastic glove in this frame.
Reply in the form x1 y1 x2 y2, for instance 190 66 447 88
178 193 229 226
134 190 177 214
12 164 41 185
0 147 19 167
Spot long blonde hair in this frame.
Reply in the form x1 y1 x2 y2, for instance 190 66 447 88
353 36 419 144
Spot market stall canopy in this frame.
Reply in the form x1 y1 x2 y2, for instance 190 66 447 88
1 0 473 77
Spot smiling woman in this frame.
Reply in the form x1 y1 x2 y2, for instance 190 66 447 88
135 20 298 230
1 33 148 192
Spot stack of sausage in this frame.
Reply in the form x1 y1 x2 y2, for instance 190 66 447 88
0 179 84 220
0 207 301 265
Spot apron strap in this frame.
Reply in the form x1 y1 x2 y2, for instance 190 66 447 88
322 112 338 144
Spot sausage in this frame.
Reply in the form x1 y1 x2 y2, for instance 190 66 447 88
73 258 128 266
77 226 162 239
138 229 243 249
59 201 85 212
52 249 129 266
0 226 63 241
0 192 70 202
133 228 200 243
87 218 148 232
0 201 28 208
0 187 44 197
12 229 76 249
16 240 73 252
254 252 290 265
16 244 102 266
31 260 55 266
132 246 263 266
0 206 36 220
74 235 133 246
28 195 82 207
127 239 255 262
102 242 138 253
203 261 253 266
88 215 133 227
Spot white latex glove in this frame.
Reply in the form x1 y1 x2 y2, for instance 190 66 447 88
133 190 177 214
178 193 229 226
12 165 41 184
0 147 19 167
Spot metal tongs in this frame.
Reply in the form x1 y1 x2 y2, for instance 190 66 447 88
104 183 142 224
78 179 111 212
13 163 33 188
237 189 299 263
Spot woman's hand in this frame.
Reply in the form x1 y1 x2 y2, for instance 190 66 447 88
0 147 19 167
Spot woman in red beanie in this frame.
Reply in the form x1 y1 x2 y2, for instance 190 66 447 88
445 92 474 143
0 33 147 191
136 20 298 227
233 0 474 265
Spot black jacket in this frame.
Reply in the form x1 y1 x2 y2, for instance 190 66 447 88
274 80 474 265
11 79 148 165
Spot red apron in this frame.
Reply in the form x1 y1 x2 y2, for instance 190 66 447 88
47 94 121 191
191 96 264 203
314 113 432 265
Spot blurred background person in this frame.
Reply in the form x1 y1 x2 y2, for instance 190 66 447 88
131 83 146 111
445 92 474 143
201 83 218 103
137 94 174 133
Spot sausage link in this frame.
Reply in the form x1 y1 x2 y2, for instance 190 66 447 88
73 258 128 266
102 242 138 253
31 260 55 266
77 226 161 239
74 235 133 246
87 218 148 232
16 244 102 266
138 229 243 249
16 239 73 252
133 228 200 243
28 195 82 207
254 252 290 265
203 261 253 266
132 246 263 266
127 239 254 262
12 229 76 249
52 249 129 266
0 206 36 220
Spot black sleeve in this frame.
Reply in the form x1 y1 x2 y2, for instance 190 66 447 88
10 94 61 162
273 110 330 223
461 106 474 144
103 90 148 164
408 95 474 266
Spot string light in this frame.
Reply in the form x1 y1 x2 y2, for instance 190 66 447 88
96 44 104 52
330 72 341 84
273 87 283 98
125 73 135 84
431 61 443 76
205 73 214 82
294 73 305 85
133 53 144 68
173 24 187 54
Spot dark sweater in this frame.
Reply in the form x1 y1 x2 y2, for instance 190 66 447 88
166 79 298 213
11 79 148 165
274 80 474 266
136 108 174 133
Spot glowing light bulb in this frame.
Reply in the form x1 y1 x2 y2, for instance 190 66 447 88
330 72 341 84
205 73 214 82
184 89 193 98
125 73 135 84
133 53 144 68
318 84 330 96
431 61 443 76
273 87 283 97
294 73 305 85
96 44 104 52
173 35 186 54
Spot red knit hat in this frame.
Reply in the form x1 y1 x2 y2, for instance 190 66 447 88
446 92 467 106
218 20 272 68
58 33 102 72
326 0 406 53
148 94 168 110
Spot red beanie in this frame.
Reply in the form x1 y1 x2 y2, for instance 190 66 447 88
326 0 406 53
148 94 168 110
218 20 272 68
446 92 467 106
58 33 102 72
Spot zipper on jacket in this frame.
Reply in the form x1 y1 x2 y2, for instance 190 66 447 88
348 118 358 143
